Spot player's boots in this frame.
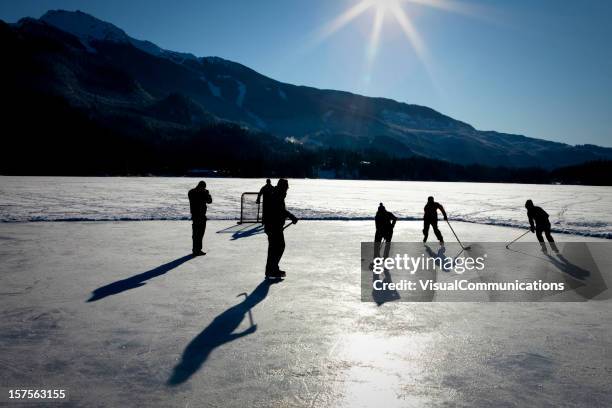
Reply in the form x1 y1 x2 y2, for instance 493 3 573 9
266 269 286 279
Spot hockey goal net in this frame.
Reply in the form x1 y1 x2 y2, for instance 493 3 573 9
239 192 262 224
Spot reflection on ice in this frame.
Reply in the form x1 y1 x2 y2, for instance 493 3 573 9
334 332 441 407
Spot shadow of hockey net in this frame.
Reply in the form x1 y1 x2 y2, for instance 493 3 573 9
239 192 262 224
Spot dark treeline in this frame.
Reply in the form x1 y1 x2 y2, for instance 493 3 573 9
549 160 612 186
2 91 611 185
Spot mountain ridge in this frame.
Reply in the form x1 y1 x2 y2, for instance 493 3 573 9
3 9 612 170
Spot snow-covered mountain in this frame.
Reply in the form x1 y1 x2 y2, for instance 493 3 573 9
5 10 612 169
40 10 198 63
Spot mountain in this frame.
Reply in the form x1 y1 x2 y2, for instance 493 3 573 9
40 10 198 63
2 9 612 170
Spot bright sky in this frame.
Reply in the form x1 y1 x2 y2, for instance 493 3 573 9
1 0 611 147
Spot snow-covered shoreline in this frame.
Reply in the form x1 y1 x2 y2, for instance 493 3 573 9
1 176 611 238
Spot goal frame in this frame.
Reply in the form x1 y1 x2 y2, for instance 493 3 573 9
238 192 262 224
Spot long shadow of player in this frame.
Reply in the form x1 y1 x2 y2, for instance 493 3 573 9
506 244 608 300
425 244 464 273
506 246 590 281
371 268 401 306
545 253 590 281
167 279 279 386
545 248 611 300
87 255 193 302
371 239 400 305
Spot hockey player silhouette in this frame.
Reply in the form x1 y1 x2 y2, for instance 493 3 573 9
374 203 397 258
423 196 447 244
525 199 557 252
188 181 213 256
264 179 298 278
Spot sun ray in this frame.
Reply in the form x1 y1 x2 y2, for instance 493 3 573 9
405 0 500 25
406 0 473 15
389 2 444 97
366 6 386 63
389 2 426 59
315 0 374 43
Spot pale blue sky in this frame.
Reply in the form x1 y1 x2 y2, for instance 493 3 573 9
1 0 611 146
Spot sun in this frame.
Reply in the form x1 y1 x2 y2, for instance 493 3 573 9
315 0 481 81
317 0 426 70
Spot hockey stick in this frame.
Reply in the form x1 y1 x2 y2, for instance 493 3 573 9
446 220 471 250
505 230 531 249
237 293 254 327
283 221 296 230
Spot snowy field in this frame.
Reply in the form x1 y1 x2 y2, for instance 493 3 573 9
1 176 611 238
0 220 611 407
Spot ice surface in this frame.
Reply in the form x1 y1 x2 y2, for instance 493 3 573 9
1 177 610 238
0 220 610 407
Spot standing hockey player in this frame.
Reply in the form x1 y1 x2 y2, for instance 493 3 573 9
264 179 298 278
423 196 447 244
374 203 397 258
188 181 212 256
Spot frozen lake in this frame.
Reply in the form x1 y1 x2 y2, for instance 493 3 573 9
0 220 610 407
1 176 611 238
